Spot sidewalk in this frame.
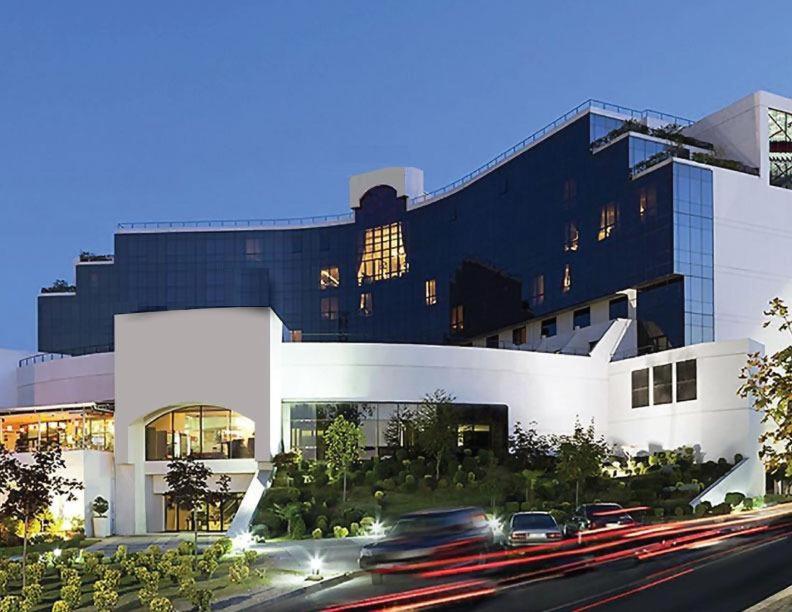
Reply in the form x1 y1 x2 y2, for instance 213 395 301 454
745 585 792 612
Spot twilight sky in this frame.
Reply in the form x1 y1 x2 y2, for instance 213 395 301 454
1 1 790 350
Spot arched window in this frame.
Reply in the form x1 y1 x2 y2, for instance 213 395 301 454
145 405 254 461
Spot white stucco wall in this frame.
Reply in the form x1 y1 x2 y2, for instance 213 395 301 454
16 352 114 407
0 348 30 408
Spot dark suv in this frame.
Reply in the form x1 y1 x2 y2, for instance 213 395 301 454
358 507 493 575
565 503 637 535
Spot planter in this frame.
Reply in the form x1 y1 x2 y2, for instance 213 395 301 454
93 516 110 538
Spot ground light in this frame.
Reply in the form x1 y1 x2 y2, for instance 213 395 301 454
371 520 386 538
487 516 503 537
52 548 62 558
233 532 253 552
306 554 324 581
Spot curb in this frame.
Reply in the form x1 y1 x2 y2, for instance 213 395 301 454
219 570 365 611
745 585 792 612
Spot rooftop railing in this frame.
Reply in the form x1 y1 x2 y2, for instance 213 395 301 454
117 99 693 232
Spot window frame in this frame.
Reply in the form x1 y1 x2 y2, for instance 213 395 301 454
676 359 697 402
425 279 437 306
319 266 340 290
653 364 673 405
631 368 650 408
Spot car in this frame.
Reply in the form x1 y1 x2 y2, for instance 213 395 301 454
506 511 564 547
358 507 494 578
565 503 638 535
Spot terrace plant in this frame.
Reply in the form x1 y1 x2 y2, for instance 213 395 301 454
164 455 212 554
401 389 459 481
324 415 363 502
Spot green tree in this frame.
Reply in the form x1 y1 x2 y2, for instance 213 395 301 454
407 390 459 481
553 418 610 508
164 455 212 554
479 463 511 512
0 446 83 588
508 421 553 470
324 415 363 502
738 298 792 477
520 469 544 507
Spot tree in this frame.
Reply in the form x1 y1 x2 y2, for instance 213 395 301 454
738 298 792 477
165 455 212 554
0 446 83 588
520 469 544 508
408 390 459 481
324 415 363 502
553 418 610 508
479 463 511 513
508 421 553 470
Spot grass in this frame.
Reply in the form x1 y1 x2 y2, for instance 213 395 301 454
0 537 99 558
346 485 497 519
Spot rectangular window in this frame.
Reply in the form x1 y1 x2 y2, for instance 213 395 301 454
769 108 792 190
486 334 499 348
357 222 409 284
512 326 526 346
563 178 577 204
531 274 545 307
290 330 302 342
653 364 672 405
541 317 556 338
320 296 338 320
562 264 572 293
609 295 629 320
676 359 697 401
639 186 657 221
597 203 618 241
450 305 464 333
244 238 263 262
319 266 340 290
359 292 373 316
573 307 590 329
564 221 580 252
631 368 650 408
425 279 437 306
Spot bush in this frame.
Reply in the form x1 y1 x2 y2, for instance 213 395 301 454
742 497 754 511
724 492 746 508
265 487 301 506
22 582 42 607
360 516 375 532
403 474 416 491
455 482 464 490
291 516 307 539
92 496 109 517
189 588 214 612
437 478 448 489
504 502 520 514
381 478 396 491
93 580 119 612
0 597 21 612
52 601 71 612
674 506 685 517
228 560 250 584
467 470 478 483
149 597 174 612
196 556 218 579
374 491 385 504
350 522 360 537
243 550 258 567
215 536 233 556
312 528 323 539
315 515 329 532
520 502 534 511
112 545 128 564
364 470 376 485
177 541 194 556
653 507 665 518
333 526 349 539
710 502 732 516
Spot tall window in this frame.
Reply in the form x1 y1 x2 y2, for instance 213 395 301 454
531 274 545 307
564 221 580 252
145 406 254 460
244 238 263 262
653 364 672 405
631 369 650 408
359 292 373 316
573 307 590 329
319 266 340 290
357 222 409 285
486 335 499 348
541 317 556 338
512 326 526 346
562 264 572 293
676 359 697 401
597 203 618 241
563 178 577 205
425 279 437 306
769 108 792 190
609 295 629 320
450 305 464 333
320 296 338 320
639 186 657 221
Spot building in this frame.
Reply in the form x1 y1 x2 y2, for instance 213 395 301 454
2 91 791 535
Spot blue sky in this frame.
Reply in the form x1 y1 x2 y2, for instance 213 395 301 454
1 1 790 350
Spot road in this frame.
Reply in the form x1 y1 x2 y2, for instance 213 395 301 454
290 506 792 612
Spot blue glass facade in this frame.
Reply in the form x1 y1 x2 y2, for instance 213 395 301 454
37 110 714 357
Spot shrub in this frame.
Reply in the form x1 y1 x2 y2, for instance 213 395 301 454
0 597 22 612
149 597 174 612
437 478 448 489
422 475 435 490
215 536 233 556
374 491 385 503
177 540 194 556
197 555 218 578
102 568 121 589
742 497 754 511
22 583 42 607
403 474 416 491
92 496 109 517
333 526 349 539
265 487 301 506
190 588 214 612
312 528 323 539
455 482 464 490
360 516 375 531
381 478 396 491
674 506 685 517
52 601 71 612
520 502 534 511
0 572 6 598
349 522 360 537
93 580 119 612
315 515 329 532
724 492 746 508
228 560 250 584
653 507 665 518
710 502 732 516
243 550 258 567
453 470 466 485
112 545 128 564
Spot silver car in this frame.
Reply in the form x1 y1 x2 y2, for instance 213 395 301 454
507 511 563 547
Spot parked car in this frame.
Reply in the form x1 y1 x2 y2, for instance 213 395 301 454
565 503 638 535
358 507 494 579
507 511 564 547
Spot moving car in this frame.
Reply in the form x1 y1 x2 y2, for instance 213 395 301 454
358 507 494 577
507 511 564 547
565 503 638 535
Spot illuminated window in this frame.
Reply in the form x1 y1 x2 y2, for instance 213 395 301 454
319 266 340 290
512 326 526 345
597 203 618 241
639 187 657 221
357 222 409 285
450 305 464 333
562 264 572 293
359 292 373 316
564 221 579 252
531 274 545 307
290 330 302 342
244 238 263 262
320 296 338 320
425 279 437 306
769 108 792 190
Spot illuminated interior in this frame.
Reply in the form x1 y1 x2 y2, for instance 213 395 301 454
357 222 409 285
769 108 792 190
0 404 114 453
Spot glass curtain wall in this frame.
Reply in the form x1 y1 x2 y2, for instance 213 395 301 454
164 493 243 532
0 406 114 453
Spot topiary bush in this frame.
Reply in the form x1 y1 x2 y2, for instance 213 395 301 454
22 582 43 607
149 597 174 612
189 588 214 612
176 541 194 556
349 522 360 537
228 560 250 584
333 526 349 539
312 528 323 539
724 492 746 508
52 601 71 612
92 579 119 612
